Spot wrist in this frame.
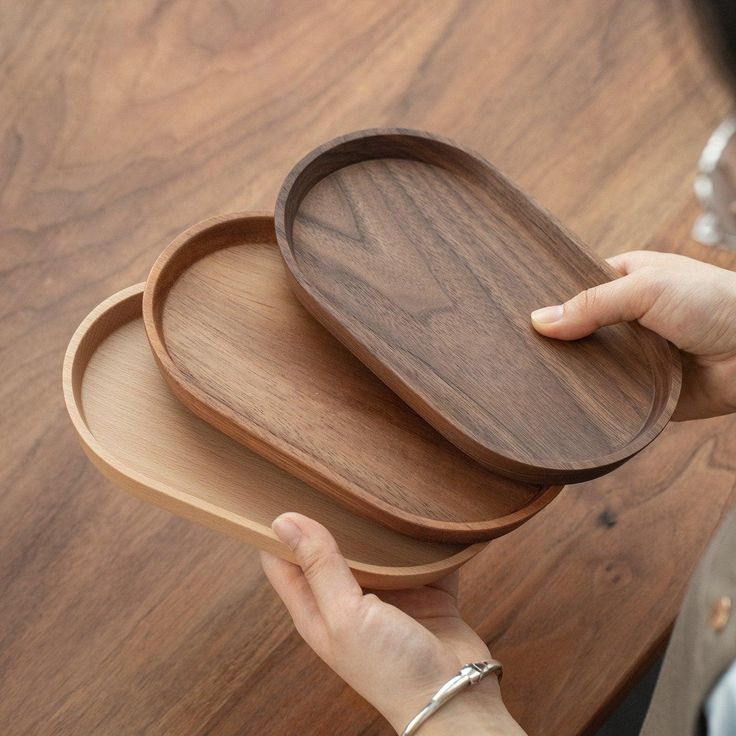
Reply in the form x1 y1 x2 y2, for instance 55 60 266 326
391 676 524 736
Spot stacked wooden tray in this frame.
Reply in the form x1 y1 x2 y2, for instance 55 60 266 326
63 129 681 588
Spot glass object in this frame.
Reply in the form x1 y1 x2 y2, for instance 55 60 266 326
693 115 736 250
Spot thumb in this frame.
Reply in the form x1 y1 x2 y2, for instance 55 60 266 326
531 272 656 340
272 513 362 617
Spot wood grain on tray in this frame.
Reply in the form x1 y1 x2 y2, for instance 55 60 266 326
143 213 561 542
276 129 682 484
64 284 482 588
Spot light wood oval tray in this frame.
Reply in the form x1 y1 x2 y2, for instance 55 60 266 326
63 284 484 589
142 213 561 542
275 129 682 484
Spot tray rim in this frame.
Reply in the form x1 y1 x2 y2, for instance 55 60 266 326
142 211 563 541
63 283 487 589
274 128 683 483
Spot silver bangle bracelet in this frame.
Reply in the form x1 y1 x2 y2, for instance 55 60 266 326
400 659 503 735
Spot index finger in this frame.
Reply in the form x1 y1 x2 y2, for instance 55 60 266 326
606 250 668 275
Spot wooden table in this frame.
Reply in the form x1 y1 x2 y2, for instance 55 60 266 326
2 2 735 734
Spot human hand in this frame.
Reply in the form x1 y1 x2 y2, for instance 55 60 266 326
260 513 525 735
530 251 736 420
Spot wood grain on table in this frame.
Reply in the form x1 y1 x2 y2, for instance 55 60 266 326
1 1 734 735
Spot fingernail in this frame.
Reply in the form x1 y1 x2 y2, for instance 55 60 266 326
531 305 564 324
272 514 302 550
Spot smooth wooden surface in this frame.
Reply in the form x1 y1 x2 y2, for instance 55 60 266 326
2 2 734 735
144 212 559 542
65 284 481 587
277 129 682 484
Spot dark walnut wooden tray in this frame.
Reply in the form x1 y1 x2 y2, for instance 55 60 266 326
63 284 484 588
275 129 682 484
143 213 561 542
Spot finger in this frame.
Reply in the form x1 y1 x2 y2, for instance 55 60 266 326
364 573 459 617
259 550 326 647
428 570 460 598
272 513 363 622
366 571 458 601
370 586 459 620
606 250 671 275
530 271 660 340
605 254 628 276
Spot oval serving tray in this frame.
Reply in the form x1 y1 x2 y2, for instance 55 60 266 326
63 284 484 589
143 213 561 542
275 129 682 484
